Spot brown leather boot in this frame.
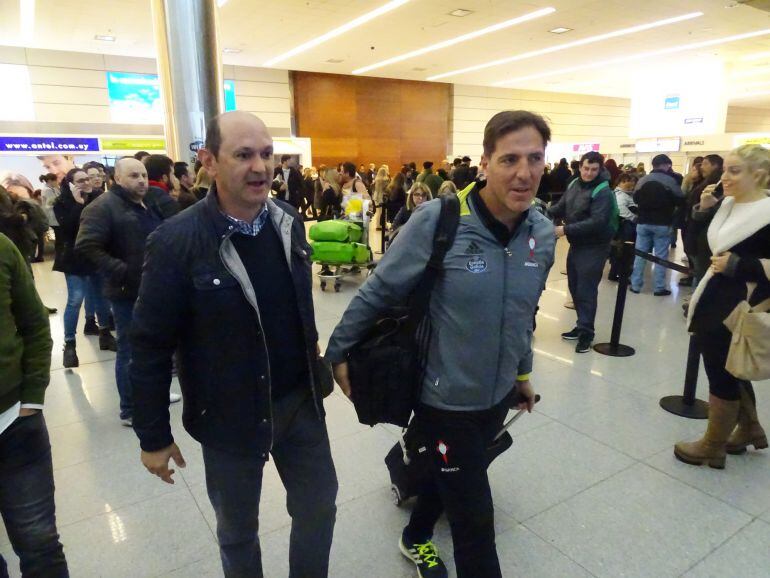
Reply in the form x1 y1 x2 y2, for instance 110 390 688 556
726 385 768 455
674 395 740 469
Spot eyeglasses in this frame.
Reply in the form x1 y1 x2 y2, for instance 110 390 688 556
413 193 425 198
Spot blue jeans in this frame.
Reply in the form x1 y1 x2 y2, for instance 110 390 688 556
631 224 672 292
83 274 106 319
110 299 135 420
0 413 68 578
202 390 337 578
63 274 111 342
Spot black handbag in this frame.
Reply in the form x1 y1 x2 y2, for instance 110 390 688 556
347 194 460 427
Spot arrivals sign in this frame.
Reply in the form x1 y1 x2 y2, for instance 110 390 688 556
107 72 238 123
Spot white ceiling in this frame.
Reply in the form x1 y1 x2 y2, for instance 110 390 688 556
3 0 770 106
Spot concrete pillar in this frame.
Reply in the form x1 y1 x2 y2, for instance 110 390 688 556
151 0 223 162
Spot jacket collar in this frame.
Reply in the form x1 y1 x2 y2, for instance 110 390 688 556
109 184 144 206
148 180 169 192
203 183 292 240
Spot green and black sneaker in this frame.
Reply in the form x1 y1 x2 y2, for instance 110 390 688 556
399 532 448 578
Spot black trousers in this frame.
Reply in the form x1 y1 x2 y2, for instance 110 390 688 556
695 326 756 402
405 398 510 578
567 243 611 338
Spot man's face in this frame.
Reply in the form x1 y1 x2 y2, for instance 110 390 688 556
202 114 274 210
480 125 545 216
580 161 601 182
282 159 289 169
40 155 75 181
87 168 104 189
115 159 149 199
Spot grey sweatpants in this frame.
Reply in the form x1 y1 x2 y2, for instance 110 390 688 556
567 243 611 338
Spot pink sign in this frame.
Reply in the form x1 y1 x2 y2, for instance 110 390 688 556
572 143 601 154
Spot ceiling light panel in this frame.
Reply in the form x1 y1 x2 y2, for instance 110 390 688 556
94 35 115 42
449 9 473 17
263 0 410 67
549 27 572 34
495 28 770 87
427 11 703 81
353 7 555 75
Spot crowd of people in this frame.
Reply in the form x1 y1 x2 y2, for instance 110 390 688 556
0 107 768 578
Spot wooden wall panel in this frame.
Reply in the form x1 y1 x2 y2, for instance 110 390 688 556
293 71 449 171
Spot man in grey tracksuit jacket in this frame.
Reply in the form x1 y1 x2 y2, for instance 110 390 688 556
326 110 555 578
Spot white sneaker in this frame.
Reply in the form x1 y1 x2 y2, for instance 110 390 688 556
170 392 182 404
121 417 133 427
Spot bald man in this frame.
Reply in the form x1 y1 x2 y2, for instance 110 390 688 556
76 158 180 426
129 112 337 578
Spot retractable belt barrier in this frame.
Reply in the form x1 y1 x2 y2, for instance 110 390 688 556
593 242 709 419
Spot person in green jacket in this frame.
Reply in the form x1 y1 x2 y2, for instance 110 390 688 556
416 161 445 197
0 233 68 577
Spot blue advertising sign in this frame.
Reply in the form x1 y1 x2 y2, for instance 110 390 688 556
224 80 237 111
0 136 100 153
664 95 680 110
107 72 237 122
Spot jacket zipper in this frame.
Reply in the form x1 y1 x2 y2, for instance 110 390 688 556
218 229 275 455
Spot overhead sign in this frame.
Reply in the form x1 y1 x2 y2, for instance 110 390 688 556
100 137 166 151
664 95 680 110
107 72 237 123
635 137 681 153
0 136 99 153
572 143 601 154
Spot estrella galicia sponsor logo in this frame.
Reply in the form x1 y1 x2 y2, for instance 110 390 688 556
466 256 487 273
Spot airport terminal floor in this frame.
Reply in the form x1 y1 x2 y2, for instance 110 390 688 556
2 235 768 578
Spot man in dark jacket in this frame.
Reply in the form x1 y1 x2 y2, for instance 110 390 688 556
416 161 445 196
452 156 472 189
0 233 68 578
143 154 181 219
75 158 180 426
629 154 684 295
132 111 337 578
549 151 614 353
271 154 304 210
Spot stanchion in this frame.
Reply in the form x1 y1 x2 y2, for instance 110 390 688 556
660 335 709 419
594 242 636 357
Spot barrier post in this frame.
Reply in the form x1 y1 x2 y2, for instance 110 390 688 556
594 241 636 357
659 335 709 419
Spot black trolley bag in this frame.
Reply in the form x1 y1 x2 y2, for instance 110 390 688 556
347 194 461 428
386 391 541 506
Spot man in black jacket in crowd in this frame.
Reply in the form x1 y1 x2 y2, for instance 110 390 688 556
131 111 337 578
629 154 684 296
75 158 180 426
549 151 614 353
272 154 304 210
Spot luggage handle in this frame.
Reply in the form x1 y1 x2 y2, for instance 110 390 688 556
493 394 541 442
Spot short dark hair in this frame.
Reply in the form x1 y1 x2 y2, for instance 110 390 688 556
580 151 604 168
618 173 638 185
204 116 222 158
82 161 105 172
462 156 472 163
144 154 174 182
342 161 356 178
423 161 433 169
692 156 704 165
174 161 189 180
133 151 150 161
408 162 417 170
483 110 551 157
281 154 291 164
704 154 724 169
39 173 57 183
453 158 462 166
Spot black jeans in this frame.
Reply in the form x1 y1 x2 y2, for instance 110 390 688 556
567 243 611 338
0 413 68 578
405 399 510 578
202 390 338 578
695 326 756 402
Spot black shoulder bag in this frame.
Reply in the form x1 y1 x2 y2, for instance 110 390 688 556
347 194 461 427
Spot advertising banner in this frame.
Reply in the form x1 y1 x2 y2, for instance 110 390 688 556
0 136 100 154
100 138 166 151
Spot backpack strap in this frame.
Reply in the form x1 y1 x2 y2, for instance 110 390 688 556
592 181 610 197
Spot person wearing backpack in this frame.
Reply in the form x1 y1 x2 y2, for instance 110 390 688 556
629 154 685 296
326 110 554 578
549 151 615 353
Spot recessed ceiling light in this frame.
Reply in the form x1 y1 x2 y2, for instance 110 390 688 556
264 0 410 66
223 47 241 53
449 9 473 17
549 27 572 34
495 27 770 86
94 35 115 42
326 58 344 63
353 7 555 74
428 11 703 80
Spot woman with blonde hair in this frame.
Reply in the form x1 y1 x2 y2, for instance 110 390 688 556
192 166 211 200
437 180 458 198
318 167 342 220
676 144 770 468
391 182 432 233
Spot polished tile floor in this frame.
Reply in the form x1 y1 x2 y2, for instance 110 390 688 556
2 237 769 578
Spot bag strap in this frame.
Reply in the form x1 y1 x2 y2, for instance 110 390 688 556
591 181 610 197
404 194 461 331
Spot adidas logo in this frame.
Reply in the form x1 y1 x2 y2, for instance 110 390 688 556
465 241 483 255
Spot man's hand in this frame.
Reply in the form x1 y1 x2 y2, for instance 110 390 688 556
555 225 566 239
19 408 39 417
711 252 731 275
333 362 352 399
516 380 536 413
141 443 186 485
